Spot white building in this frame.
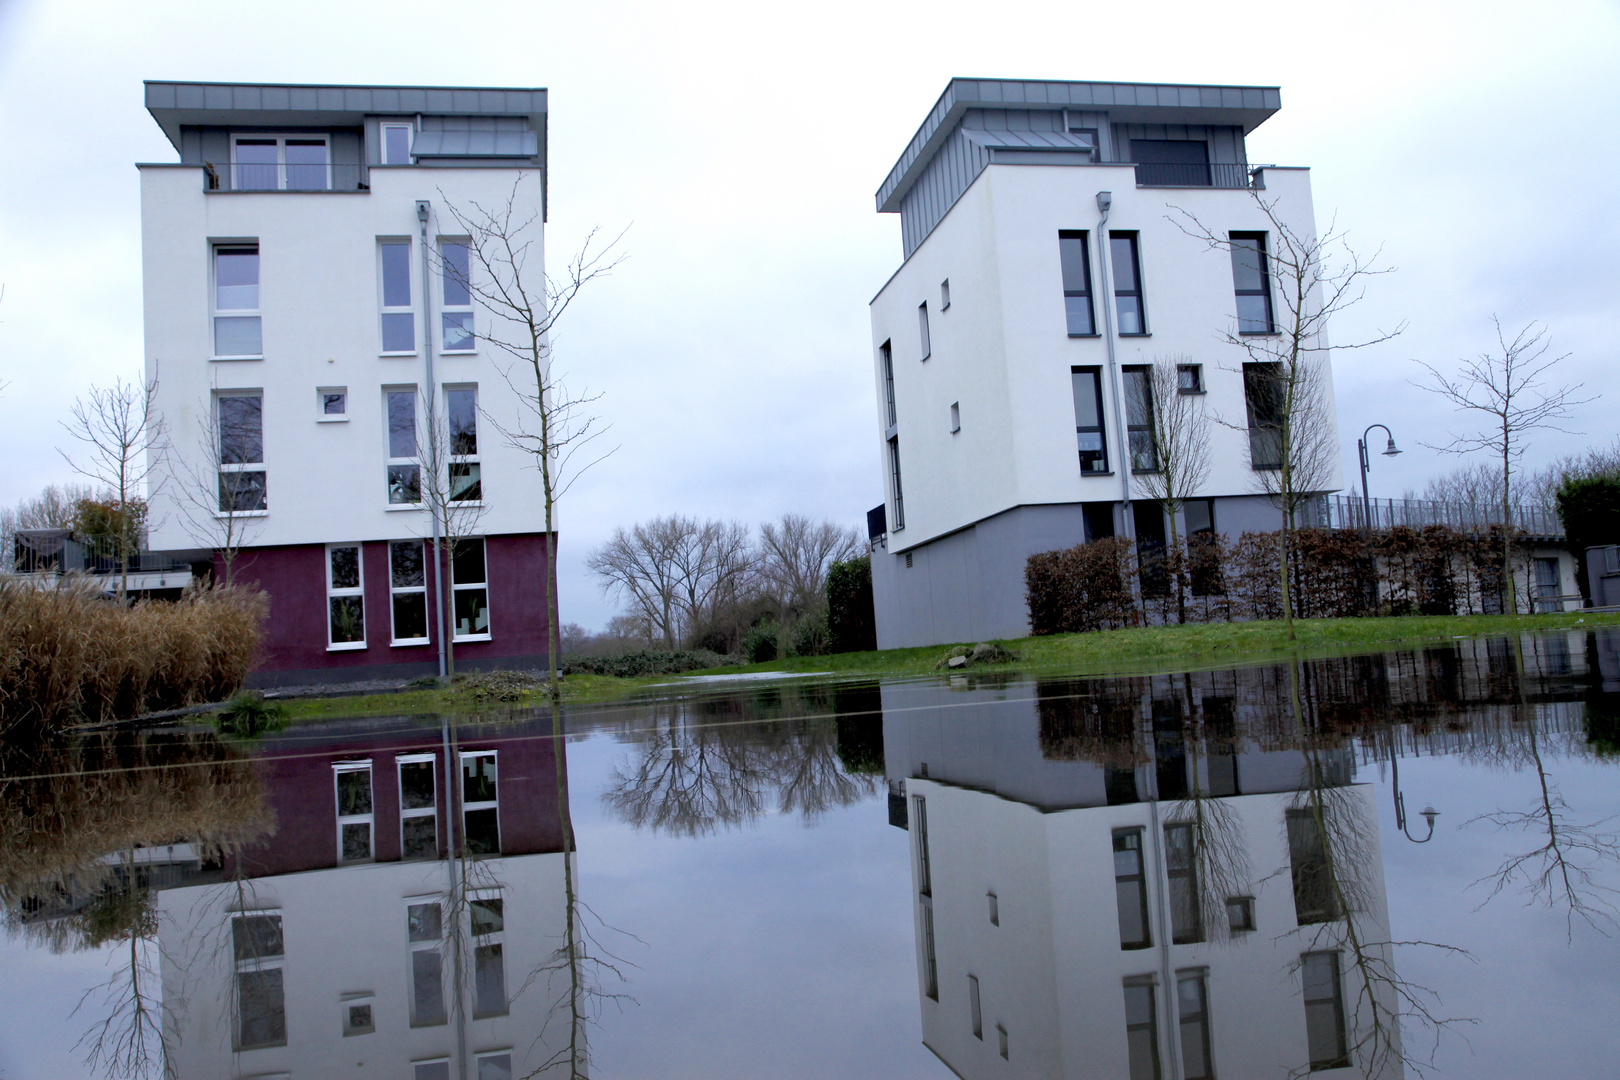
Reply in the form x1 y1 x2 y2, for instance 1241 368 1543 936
866 78 1339 648
139 82 556 684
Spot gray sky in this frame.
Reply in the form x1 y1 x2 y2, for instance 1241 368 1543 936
1 0 1617 631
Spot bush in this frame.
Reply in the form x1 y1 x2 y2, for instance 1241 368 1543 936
744 622 779 664
1557 475 1620 603
560 650 732 678
213 691 287 737
1025 536 1137 635
789 612 829 657
454 670 547 703
826 556 876 653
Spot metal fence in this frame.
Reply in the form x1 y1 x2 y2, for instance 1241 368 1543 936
204 162 371 193
1134 162 1253 189
1325 494 1564 539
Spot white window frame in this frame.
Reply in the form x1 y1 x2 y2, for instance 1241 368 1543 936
445 383 482 506
438 237 476 354
460 749 501 853
413 1059 452 1080
326 543 367 650
406 898 448 1028
397 753 438 859
318 386 348 422
474 1051 515 1080
389 539 431 646
378 238 418 356
341 992 375 1037
469 890 508 1018
230 134 332 191
333 761 375 863
384 387 424 509
215 391 268 516
211 242 263 360
380 122 414 165
232 910 287 1051
451 537 492 641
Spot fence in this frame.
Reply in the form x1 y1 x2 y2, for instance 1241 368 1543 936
1327 494 1563 539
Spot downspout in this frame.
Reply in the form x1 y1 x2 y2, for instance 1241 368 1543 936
1094 192 1136 542
1147 784 1184 1080
418 200 447 679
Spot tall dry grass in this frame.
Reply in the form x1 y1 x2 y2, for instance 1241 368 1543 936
0 579 266 733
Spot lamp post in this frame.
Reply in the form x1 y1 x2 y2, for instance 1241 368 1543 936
1357 423 1402 529
1389 734 1439 843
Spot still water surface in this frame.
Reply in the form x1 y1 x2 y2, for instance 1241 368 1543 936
3 631 1619 1079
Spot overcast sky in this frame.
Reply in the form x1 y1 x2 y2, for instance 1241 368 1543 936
1 0 1616 631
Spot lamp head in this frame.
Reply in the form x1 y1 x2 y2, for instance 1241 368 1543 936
1383 438 1402 457
1420 806 1439 828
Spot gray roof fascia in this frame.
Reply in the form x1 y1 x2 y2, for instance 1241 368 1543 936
875 77 1280 212
143 80 548 160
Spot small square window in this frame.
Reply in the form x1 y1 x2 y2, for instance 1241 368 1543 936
344 1001 375 1036
1178 364 1204 394
319 388 348 421
1226 895 1256 932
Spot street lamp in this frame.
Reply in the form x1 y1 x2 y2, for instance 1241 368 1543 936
1388 736 1439 843
1357 423 1402 528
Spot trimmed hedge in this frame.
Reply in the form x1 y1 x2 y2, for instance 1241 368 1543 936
826 556 877 653
560 650 734 678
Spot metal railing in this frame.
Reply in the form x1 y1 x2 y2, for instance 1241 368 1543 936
204 162 369 193
1134 162 1253 189
11 530 192 577
1326 494 1565 539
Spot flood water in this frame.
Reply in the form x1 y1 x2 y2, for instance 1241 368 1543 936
4 631 1620 1079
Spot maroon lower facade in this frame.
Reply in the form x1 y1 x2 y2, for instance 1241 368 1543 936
226 532 555 687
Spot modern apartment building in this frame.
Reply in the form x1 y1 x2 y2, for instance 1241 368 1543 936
867 78 1341 648
139 82 554 684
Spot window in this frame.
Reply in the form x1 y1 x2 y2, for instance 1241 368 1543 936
343 995 375 1037
1287 808 1341 924
379 240 416 353
461 751 500 855
1071 367 1109 474
1534 557 1561 612
381 123 413 165
1058 230 1095 335
475 1052 514 1080
1164 823 1203 943
1132 139 1211 187
918 302 931 360
1226 895 1255 932
912 795 931 897
440 240 475 351
1123 977 1161 1080
217 393 267 511
1177 970 1214 1080
950 402 960 434
390 540 429 643
997 1024 1009 1060
921 901 939 1000
414 1062 452 1080
232 135 330 190
1123 366 1158 472
1229 232 1274 334
386 389 422 504
881 341 897 430
326 544 366 648
968 974 983 1039
319 387 347 421
1186 500 1223 598
1113 828 1152 949
1110 232 1147 335
213 245 262 357
452 539 492 640
1243 362 1285 470
987 890 999 926
940 279 951 310
408 901 447 1026
233 914 286 1049
334 762 374 863
1302 951 1349 1070
472 897 507 1017
398 754 439 859
446 385 481 501
888 436 906 530
1178 364 1204 393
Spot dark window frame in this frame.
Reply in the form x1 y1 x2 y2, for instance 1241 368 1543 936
1122 365 1159 473
1057 230 1097 337
1302 950 1350 1071
1113 827 1153 950
888 436 906 531
1164 822 1204 944
1109 231 1148 336
1177 363 1204 394
918 301 931 361
1072 366 1110 476
1229 231 1276 335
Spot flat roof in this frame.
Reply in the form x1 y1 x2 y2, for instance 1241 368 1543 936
877 77 1280 212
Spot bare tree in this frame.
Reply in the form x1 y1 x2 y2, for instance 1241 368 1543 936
1176 195 1402 638
1133 357 1212 622
166 395 265 586
758 514 861 628
587 516 756 649
1415 320 1594 615
60 376 167 597
437 182 623 702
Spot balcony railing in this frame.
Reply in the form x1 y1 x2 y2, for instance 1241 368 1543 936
204 162 369 193
1134 162 1253 189
1326 495 1565 540
11 530 193 577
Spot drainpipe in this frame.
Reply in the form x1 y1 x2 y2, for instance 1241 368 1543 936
1147 786 1184 1080
1094 192 1136 542
418 200 447 679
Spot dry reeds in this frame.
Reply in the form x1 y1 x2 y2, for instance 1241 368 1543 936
0 578 266 733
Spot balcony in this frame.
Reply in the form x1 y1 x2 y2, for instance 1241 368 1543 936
11 529 195 592
203 162 369 193
1134 162 1254 189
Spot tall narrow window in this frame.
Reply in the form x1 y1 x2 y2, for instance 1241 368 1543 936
213 245 262 357
1123 977 1161 1080
1123 366 1158 471
921 901 939 1001
408 902 447 1026
918 302 931 360
398 754 438 859
1058 230 1095 335
1243 362 1285 470
888 436 906 530
967 975 983 1039
440 240 475 351
217 393 267 511
379 240 416 353
334 762 374 863
472 897 508 1017
1302 951 1349 1070
1287 808 1341 924
913 795 931 897
1177 970 1215 1080
1114 828 1152 949
1110 232 1147 335
1186 500 1223 598
461 751 500 855
452 539 492 640
1072 367 1109 474
233 914 286 1050
1229 232 1274 334
997 1024 1009 1060
390 540 429 643
446 386 481 502
1165 823 1203 943
881 341 897 429
940 279 951 310
987 891 999 926
381 123 413 165
327 544 366 648
386 389 422 504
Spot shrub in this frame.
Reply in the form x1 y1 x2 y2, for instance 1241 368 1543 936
789 612 829 657
1557 475 1620 604
213 690 287 737
744 621 779 664
454 670 548 703
826 556 877 653
1025 536 1137 635
560 650 731 678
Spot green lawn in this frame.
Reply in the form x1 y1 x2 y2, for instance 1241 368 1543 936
274 610 1620 722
